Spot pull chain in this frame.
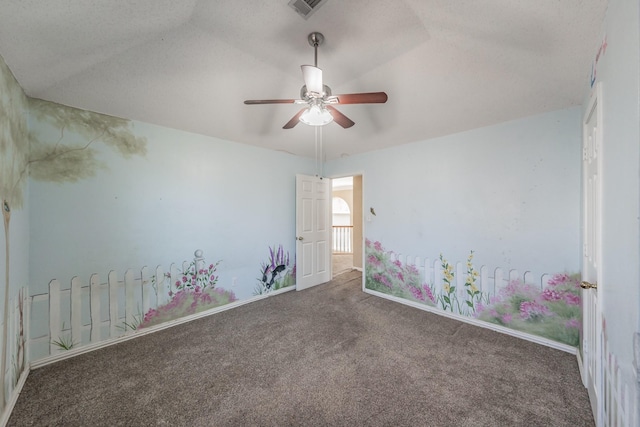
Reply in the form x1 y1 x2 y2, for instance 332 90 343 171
315 126 319 176
319 126 324 177
314 126 325 177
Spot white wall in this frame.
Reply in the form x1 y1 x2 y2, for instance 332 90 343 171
326 107 582 277
586 0 640 383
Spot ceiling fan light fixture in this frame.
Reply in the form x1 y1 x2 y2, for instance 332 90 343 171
299 105 333 126
244 32 387 130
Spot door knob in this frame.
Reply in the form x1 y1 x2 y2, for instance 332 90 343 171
580 281 597 289
297 236 303 241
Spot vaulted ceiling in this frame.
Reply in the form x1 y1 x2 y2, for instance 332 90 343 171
0 0 607 159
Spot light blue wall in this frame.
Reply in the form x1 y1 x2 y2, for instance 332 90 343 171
586 0 640 382
326 107 582 277
28 113 314 301
25 100 315 359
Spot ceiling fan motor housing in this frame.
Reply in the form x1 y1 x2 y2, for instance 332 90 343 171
300 84 332 101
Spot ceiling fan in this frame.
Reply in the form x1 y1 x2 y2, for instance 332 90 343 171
244 32 388 129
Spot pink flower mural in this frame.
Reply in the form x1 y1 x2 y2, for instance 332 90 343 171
365 239 437 307
139 253 237 329
365 239 582 346
475 273 582 345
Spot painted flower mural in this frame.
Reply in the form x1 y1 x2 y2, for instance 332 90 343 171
436 252 488 314
139 253 237 329
365 239 436 307
254 245 295 295
464 251 482 313
438 253 457 312
365 239 581 347
476 273 581 346
171 260 220 294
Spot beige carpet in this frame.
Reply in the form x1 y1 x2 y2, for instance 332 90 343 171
9 270 593 426
332 253 353 276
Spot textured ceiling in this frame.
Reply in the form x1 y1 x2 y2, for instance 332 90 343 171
0 0 607 160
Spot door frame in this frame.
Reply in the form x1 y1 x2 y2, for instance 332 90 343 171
328 172 365 287
330 174 365 276
581 81 603 426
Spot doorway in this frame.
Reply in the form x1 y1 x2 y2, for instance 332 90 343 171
581 82 603 424
331 175 363 277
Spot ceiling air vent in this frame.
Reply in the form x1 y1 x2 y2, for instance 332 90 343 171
288 0 328 20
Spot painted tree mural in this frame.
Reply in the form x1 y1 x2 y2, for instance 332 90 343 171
27 98 147 182
0 58 29 406
0 85 147 406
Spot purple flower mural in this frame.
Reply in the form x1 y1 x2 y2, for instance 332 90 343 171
254 244 295 295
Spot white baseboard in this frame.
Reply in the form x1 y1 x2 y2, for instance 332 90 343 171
269 285 296 296
576 349 586 387
364 288 577 354
0 366 30 427
30 289 285 370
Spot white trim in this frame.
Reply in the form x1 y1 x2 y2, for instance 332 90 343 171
582 80 604 425
0 366 30 427
30 291 279 369
328 171 366 281
364 288 577 354
269 285 296 296
577 350 586 387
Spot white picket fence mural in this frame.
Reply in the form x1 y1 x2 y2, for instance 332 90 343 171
29 251 228 360
0 288 27 408
602 336 639 427
18 247 640 425
365 239 582 347
388 252 553 312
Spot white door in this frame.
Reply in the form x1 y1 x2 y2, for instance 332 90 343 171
296 174 331 290
582 82 603 425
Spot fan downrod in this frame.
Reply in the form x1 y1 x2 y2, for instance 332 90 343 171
308 32 324 67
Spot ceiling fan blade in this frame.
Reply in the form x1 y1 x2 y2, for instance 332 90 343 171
283 108 307 129
335 92 388 104
244 99 296 105
301 65 323 95
326 106 355 129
